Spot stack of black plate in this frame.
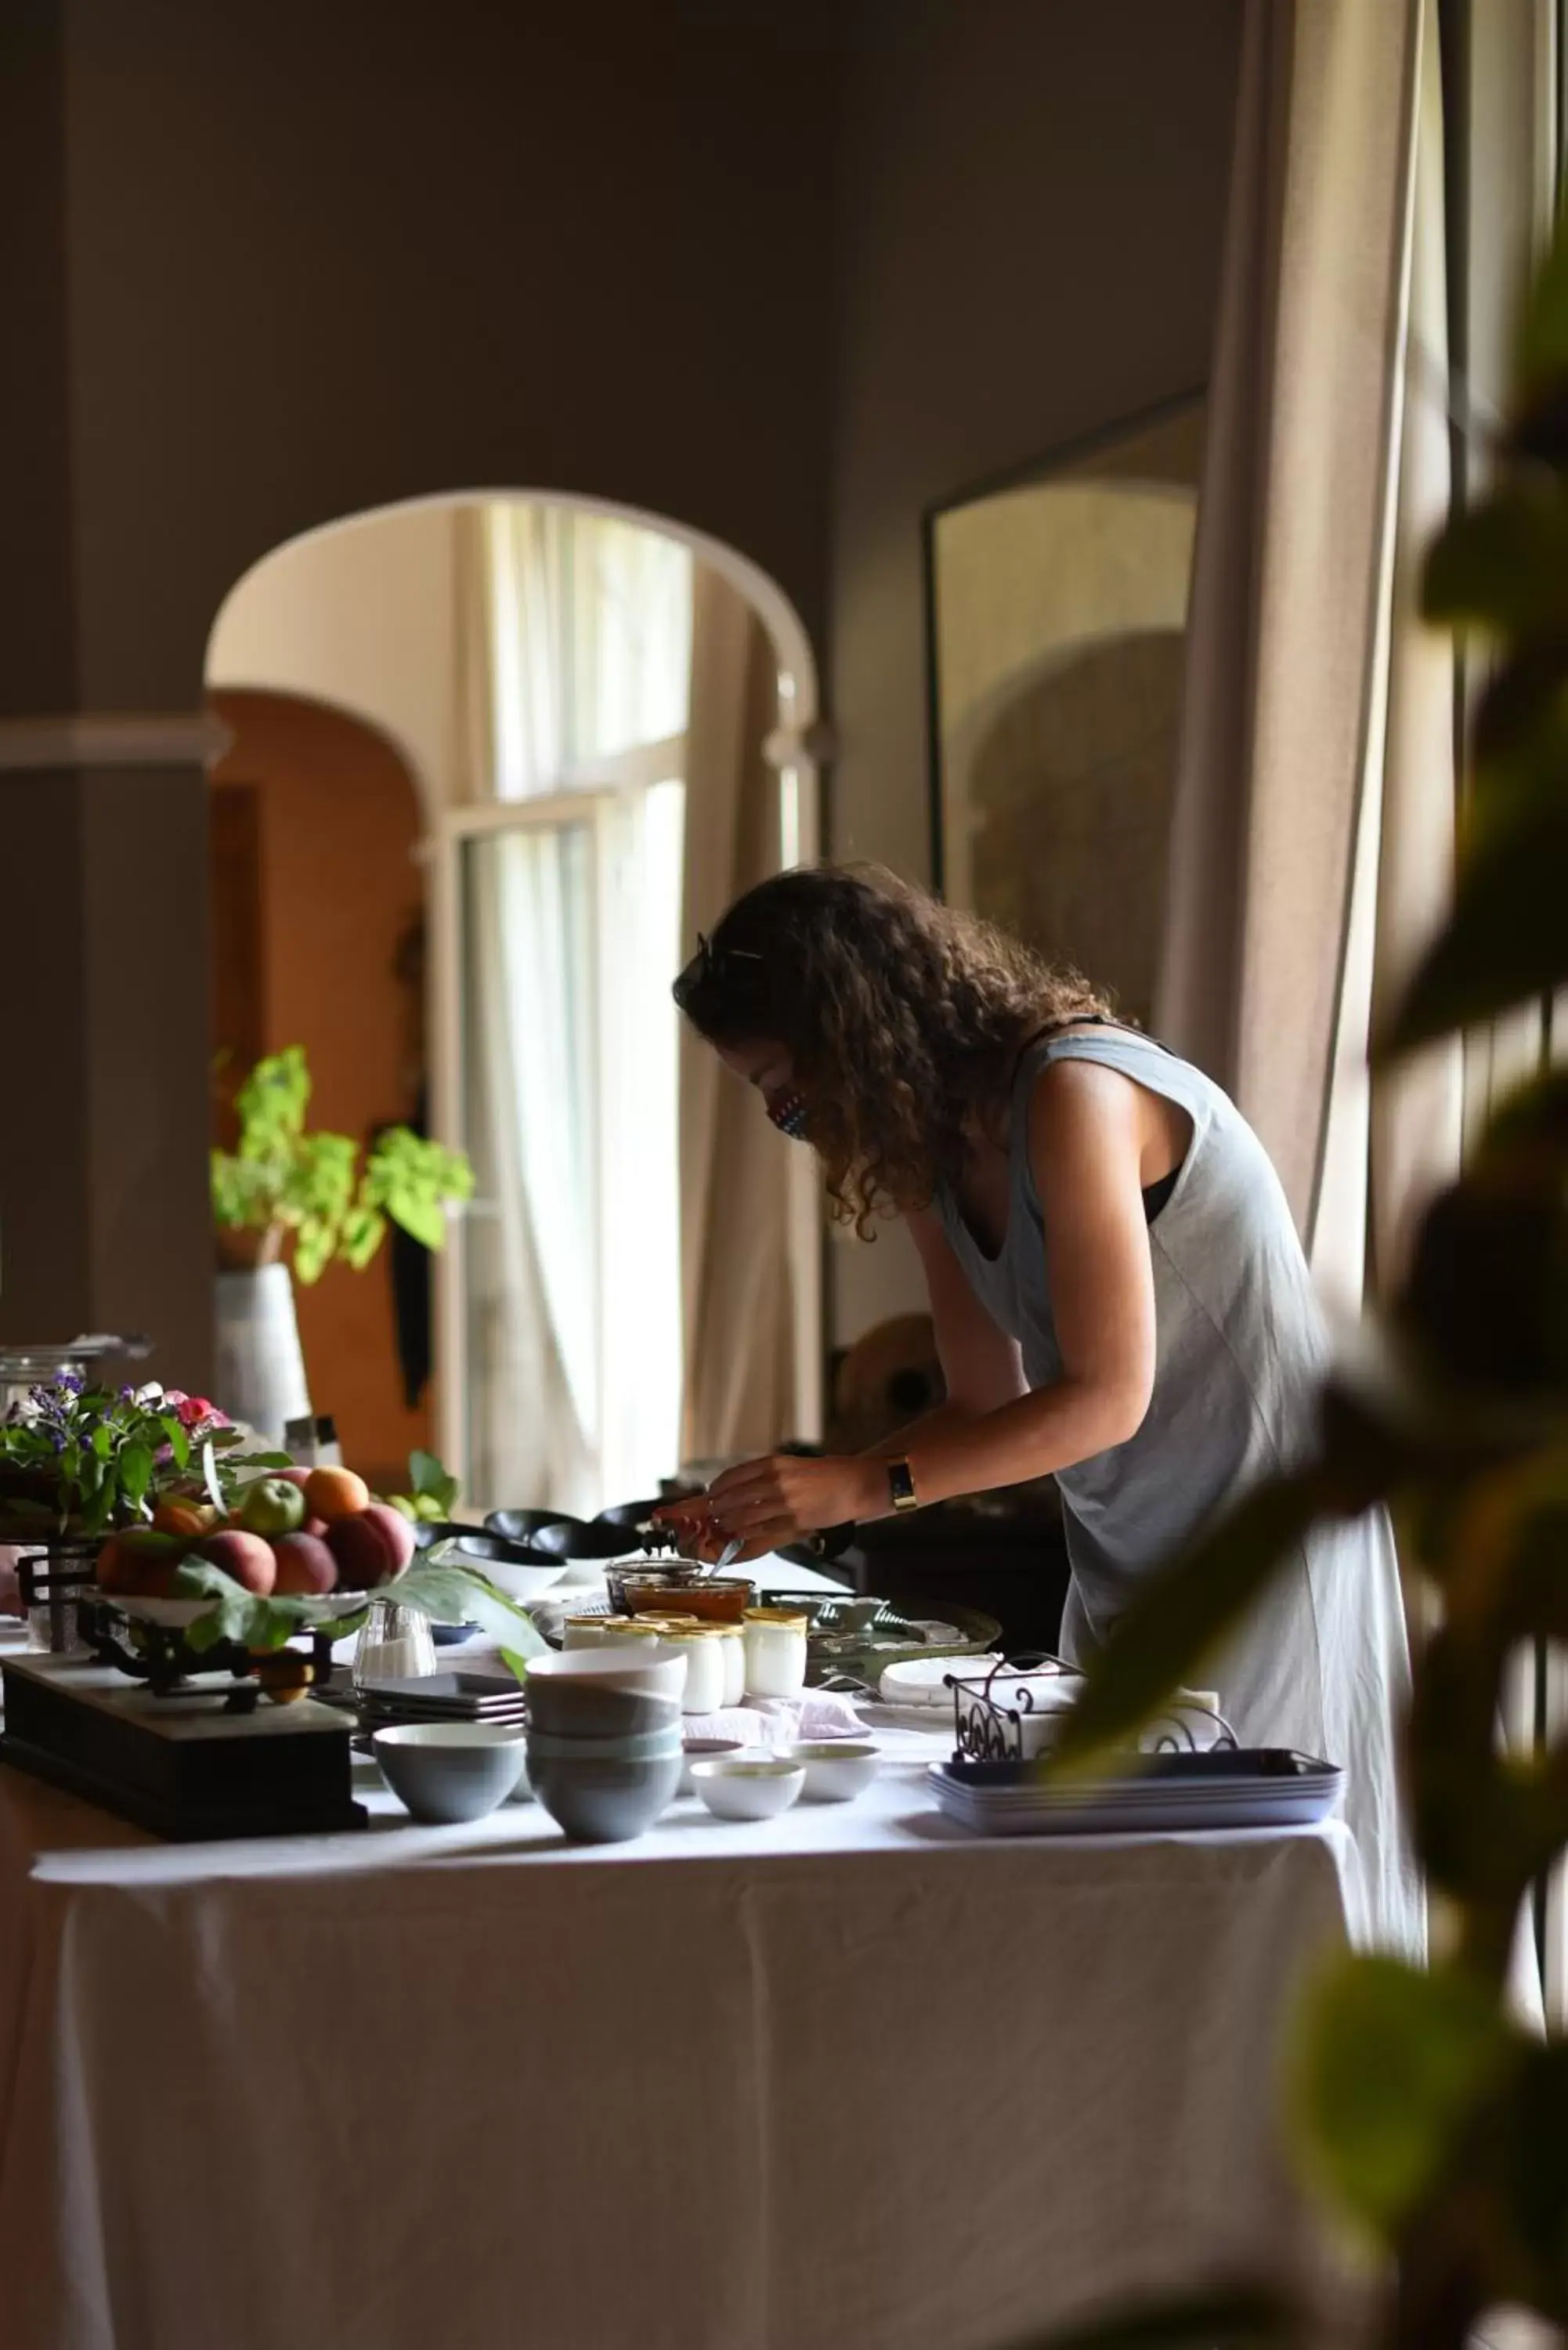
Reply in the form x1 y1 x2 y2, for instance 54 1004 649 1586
358 1669 527 1734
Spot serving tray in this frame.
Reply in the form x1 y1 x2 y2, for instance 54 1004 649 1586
927 1748 1343 1838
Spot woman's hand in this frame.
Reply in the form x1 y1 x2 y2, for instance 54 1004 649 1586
652 1455 883 1564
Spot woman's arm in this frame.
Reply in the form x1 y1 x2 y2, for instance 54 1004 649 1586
852 1202 1030 1459
670 1060 1157 1556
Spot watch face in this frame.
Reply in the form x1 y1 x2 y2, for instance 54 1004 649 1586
887 1459 918 1510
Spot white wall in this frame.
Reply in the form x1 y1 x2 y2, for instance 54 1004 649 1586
206 503 461 808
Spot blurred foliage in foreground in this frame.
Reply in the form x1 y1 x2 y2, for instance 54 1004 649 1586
1022 215 1568 2350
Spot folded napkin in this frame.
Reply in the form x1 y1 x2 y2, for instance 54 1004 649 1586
682 1689 868 1747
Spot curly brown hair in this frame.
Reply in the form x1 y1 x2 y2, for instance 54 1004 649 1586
673 865 1115 1236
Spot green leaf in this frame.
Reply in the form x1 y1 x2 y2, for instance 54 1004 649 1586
1515 209 1568 403
1422 490 1568 636
389 1558 545 1652
1378 794 1568 1058
1044 1471 1333 1775
1397 1167 1568 1400
339 1204 387 1271
1006 2286 1299 2350
409 1449 459 1513
159 1415 191 1470
118 1443 152 1506
1292 1955 1521 2243
174 1560 367 1653
386 1194 445 1253
91 1423 112 1460
500 1646 536 1688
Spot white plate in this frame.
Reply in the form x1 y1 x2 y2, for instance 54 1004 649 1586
876 1654 1005 1708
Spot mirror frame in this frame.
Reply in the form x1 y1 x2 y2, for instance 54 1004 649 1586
921 382 1207 895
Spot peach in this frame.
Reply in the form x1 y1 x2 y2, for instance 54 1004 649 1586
98 1528 185 1596
304 1466 371 1524
196 1528 277 1596
325 1502 414 1590
271 1531 338 1596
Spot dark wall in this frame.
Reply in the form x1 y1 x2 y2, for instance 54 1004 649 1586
2 0 1243 1376
830 0 1241 880
60 0 841 707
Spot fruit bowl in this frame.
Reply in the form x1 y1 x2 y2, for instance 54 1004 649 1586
96 1589 373 1630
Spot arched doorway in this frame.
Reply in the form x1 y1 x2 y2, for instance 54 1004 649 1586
208 689 432 1493
205 491 823 1516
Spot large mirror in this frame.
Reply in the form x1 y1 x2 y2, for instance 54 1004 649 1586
927 392 1205 1028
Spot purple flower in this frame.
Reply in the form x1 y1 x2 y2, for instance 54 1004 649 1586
56 1372 84 1396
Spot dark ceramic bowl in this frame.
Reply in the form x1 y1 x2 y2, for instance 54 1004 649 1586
483 1507 579 1544
532 1518 646 1565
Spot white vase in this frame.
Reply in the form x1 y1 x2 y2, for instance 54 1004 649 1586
214 1263 311 1445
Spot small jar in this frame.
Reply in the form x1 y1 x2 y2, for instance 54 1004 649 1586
714 1622 746 1707
563 1614 661 1652
742 1608 808 1700
659 1626 729 1715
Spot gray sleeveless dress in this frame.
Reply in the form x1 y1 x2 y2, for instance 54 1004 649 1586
936 1028 1421 1956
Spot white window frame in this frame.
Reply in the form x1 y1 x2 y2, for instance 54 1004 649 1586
425 724 823 1501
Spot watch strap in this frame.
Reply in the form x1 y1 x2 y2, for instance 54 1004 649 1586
886 1455 919 1513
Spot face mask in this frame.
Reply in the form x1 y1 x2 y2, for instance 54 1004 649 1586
766 1090 811 1141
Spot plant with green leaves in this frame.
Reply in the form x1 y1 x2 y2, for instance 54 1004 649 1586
1021 216 1568 2350
211 1046 473 1283
0 1377 287 1541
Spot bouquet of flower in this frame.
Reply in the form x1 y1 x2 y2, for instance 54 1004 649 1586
0 1377 285 1543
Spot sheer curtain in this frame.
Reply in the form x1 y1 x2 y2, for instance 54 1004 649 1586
679 565 797 1466
458 502 691 1513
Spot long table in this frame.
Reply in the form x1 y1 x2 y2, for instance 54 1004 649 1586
0 1683 1358 2350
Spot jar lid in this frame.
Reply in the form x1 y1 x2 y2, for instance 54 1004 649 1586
658 1623 732 1640
742 1607 809 1628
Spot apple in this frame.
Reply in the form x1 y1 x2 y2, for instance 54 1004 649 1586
238 1477 307 1538
271 1531 338 1596
196 1528 277 1596
326 1502 415 1590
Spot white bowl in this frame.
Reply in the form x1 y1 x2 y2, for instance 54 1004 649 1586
690 1757 805 1823
782 1741 881 1803
677 1736 745 1797
524 1645 688 1706
372 1723 528 1824
475 1557 571 1603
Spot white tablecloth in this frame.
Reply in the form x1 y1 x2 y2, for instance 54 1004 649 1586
0 1683 1360 2350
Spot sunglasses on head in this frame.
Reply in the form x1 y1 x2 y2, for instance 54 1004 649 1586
672 932 767 1012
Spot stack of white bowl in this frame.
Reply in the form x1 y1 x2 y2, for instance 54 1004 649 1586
522 1647 687 1842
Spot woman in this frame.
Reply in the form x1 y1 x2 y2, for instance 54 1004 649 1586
660 864 1417 1952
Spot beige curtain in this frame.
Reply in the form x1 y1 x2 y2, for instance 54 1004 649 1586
1366 5 1465 1302
678 566 796 1466
1155 0 1425 1246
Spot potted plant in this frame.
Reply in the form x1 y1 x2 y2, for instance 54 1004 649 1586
210 1047 474 1441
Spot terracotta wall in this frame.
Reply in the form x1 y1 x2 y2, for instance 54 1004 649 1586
210 689 432 1492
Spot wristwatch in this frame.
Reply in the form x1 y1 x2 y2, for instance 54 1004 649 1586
886 1455 920 1514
